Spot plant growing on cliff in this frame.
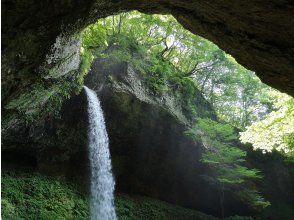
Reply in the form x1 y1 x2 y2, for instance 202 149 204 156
186 118 270 217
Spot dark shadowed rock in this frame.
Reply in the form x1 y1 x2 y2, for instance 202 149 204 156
2 89 90 186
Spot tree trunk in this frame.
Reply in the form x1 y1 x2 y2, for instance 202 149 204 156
219 184 225 219
117 14 124 34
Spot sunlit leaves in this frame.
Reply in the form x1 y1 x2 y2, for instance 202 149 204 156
82 22 107 49
240 94 294 155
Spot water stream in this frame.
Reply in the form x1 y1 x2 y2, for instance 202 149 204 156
84 86 117 220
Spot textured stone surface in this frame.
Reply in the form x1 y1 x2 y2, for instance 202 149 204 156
2 0 294 100
85 56 216 122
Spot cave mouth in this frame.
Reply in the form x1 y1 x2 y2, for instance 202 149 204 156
2 3 294 220
2 1 294 99
82 10 289 131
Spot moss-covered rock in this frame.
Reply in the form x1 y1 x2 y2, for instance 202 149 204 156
81 56 256 217
85 56 216 125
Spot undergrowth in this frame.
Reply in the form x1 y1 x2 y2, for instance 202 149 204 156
1 172 253 220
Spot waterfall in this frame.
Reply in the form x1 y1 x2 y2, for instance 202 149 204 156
84 86 117 220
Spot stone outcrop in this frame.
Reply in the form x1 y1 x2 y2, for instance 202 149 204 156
84 58 249 216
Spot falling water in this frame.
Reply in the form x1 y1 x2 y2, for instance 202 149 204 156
84 86 117 220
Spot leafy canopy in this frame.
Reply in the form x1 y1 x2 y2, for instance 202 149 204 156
240 91 294 157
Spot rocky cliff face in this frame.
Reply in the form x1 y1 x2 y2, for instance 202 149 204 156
1 54 251 217
84 58 230 215
2 90 90 185
3 54 293 218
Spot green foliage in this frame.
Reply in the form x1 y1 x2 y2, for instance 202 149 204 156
80 12 216 119
1 172 89 219
207 57 273 129
240 93 294 157
81 21 108 76
3 173 253 220
186 118 269 213
196 118 237 142
82 22 107 49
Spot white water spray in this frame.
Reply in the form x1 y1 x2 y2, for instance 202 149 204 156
84 86 117 220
